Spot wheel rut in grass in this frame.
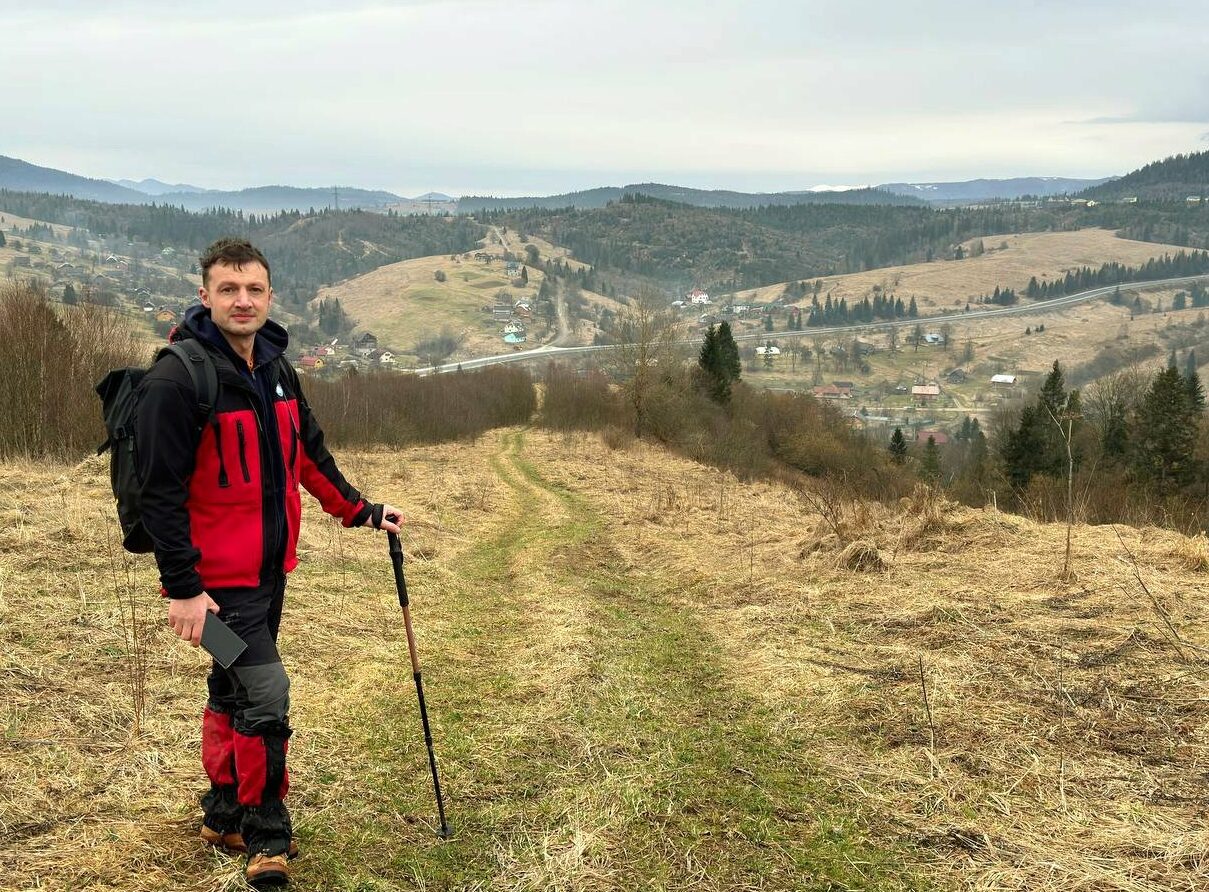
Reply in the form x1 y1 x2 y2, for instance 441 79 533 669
320 430 926 891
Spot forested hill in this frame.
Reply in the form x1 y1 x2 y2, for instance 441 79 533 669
490 195 1063 290
0 156 147 203
457 183 922 212
0 190 482 305
153 185 403 213
1083 151 1209 200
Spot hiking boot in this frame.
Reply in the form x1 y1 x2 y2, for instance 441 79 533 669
201 825 299 858
246 852 290 887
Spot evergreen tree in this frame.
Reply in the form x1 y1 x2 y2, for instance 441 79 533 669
1131 366 1200 492
0 229 6 247
697 324 729 402
62 282 77 305
908 296 918 318
717 321 741 383
1186 350 1205 411
922 436 941 481
889 427 908 464
1001 361 1080 489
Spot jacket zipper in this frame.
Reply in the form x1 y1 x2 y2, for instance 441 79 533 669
235 420 251 483
287 408 300 484
226 366 286 577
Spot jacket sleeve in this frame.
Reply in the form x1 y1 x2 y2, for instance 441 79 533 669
290 367 373 527
136 371 205 599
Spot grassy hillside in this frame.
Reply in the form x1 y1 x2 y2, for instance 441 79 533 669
3 429 1206 889
313 252 549 362
735 229 1193 310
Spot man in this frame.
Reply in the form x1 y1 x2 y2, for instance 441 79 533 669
136 238 400 888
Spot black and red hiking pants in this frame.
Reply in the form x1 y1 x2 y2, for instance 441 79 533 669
199 573 293 857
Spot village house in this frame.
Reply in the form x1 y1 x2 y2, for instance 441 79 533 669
916 429 950 445
353 332 379 355
687 288 711 305
299 355 325 371
912 383 941 403
812 383 853 400
503 321 525 335
155 309 177 323
367 349 396 365
991 373 1018 386
946 368 967 383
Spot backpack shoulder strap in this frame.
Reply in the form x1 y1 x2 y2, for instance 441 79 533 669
160 340 219 425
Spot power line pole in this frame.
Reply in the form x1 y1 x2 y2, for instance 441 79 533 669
332 186 339 212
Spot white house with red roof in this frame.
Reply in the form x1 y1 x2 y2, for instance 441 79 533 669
687 288 711 305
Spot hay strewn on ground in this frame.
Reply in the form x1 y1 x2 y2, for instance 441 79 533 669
2 429 1207 890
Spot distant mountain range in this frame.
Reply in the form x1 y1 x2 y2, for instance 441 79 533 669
0 156 407 212
110 177 214 195
5 151 1207 214
456 183 926 212
880 177 1112 203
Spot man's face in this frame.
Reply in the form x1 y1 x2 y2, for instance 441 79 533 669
199 261 273 340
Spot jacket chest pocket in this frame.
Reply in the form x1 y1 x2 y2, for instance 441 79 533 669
204 410 261 502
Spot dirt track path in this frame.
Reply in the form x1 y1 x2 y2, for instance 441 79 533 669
336 430 924 890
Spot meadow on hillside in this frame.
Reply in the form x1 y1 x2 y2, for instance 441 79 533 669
2 429 1207 891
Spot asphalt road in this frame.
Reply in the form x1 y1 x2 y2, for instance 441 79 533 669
413 273 1209 376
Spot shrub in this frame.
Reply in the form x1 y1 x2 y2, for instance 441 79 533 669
538 363 623 431
0 280 143 460
304 365 536 447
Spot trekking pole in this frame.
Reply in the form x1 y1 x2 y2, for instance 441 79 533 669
387 529 451 839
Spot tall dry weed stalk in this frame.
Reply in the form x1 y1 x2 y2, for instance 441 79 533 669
102 512 150 735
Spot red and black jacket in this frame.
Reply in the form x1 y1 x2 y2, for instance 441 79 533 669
136 306 373 599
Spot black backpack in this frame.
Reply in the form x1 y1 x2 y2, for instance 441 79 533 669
95 340 218 553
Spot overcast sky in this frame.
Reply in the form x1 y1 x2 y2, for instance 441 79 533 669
3 0 1206 196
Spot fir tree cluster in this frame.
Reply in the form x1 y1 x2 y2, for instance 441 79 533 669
696 322 741 403
805 293 918 326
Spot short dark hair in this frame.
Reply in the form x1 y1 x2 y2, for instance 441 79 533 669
199 238 271 287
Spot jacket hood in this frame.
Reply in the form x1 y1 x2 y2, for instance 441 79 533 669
175 304 289 369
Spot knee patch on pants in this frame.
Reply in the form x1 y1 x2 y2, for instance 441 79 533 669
232 662 290 728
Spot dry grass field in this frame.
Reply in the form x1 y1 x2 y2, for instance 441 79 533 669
0 211 73 239
3 428 1208 890
733 230 1192 311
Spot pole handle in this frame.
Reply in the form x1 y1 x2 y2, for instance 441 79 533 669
387 531 408 609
